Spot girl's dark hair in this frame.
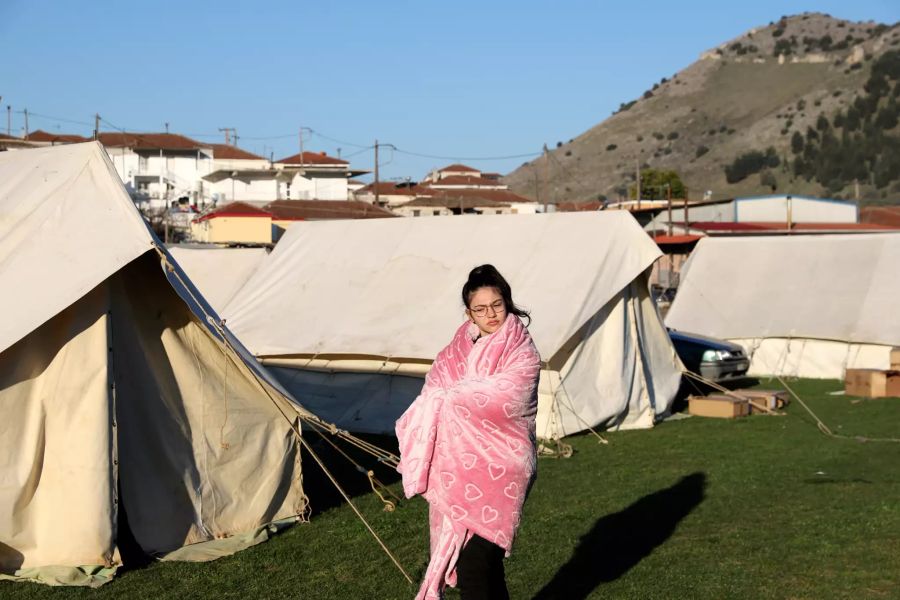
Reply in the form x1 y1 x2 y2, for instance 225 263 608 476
462 264 531 325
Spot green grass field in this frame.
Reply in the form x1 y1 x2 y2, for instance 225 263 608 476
3 379 899 599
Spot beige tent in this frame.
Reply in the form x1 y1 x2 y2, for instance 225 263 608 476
222 211 683 438
666 234 900 378
0 143 311 586
168 246 269 314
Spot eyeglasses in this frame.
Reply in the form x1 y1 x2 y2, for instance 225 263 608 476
469 299 506 318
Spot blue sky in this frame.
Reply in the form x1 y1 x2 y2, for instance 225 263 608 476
1 1 897 181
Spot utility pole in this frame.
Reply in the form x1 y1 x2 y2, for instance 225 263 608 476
374 139 379 206
683 187 690 233
6 105 10 136
299 127 306 159
23 108 29 138
94 113 100 140
164 122 169 134
218 127 235 145
786 194 793 233
542 144 549 213
666 183 673 237
635 159 641 210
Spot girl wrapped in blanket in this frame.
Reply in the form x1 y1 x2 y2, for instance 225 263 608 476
396 264 541 600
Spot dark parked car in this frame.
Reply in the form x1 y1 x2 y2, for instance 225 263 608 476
667 328 750 381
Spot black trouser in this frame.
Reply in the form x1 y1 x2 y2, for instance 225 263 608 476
456 534 509 600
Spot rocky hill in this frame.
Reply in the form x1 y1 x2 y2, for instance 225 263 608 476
504 13 900 204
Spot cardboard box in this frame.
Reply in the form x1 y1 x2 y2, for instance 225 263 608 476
688 395 749 418
735 389 789 412
891 347 900 370
845 369 900 398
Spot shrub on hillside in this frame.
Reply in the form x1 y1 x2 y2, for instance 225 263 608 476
724 147 779 183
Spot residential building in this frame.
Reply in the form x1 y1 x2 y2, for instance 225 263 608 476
98 132 215 211
267 199 396 241
23 130 90 145
356 163 538 216
277 151 369 201
392 195 512 217
191 201 272 245
203 150 368 205
354 181 422 207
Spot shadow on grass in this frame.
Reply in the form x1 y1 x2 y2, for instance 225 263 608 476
532 472 706 600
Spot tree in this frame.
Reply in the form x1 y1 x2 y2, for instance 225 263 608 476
791 131 804 154
630 169 686 200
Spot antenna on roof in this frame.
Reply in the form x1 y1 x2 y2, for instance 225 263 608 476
165 122 169 134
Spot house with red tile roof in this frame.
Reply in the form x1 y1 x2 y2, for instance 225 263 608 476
191 201 273 245
96 132 215 211
266 199 396 242
203 149 369 204
356 163 538 215
24 130 91 144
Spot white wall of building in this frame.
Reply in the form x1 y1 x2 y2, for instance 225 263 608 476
643 201 735 231
212 178 281 203
735 195 857 223
287 171 348 201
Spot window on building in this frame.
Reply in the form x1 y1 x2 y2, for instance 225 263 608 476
138 155 148 171
433 210 441 216
413 210 421 217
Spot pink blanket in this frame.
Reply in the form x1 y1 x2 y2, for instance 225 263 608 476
396 315 541 599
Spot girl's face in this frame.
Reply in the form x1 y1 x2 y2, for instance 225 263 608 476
466 286 507 336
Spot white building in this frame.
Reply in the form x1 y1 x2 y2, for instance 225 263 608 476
355 163 539 215
202 150 368 204
98 132 215 210
644 194 859 233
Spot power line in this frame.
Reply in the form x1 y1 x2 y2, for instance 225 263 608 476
18 106 543 163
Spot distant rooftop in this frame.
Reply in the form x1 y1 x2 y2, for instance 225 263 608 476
211 144 265 161
276 151 349 166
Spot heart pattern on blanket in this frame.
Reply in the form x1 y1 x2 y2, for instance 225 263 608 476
464 483 483 501
454 404 471 420
481 505 499 524
440 472 456 489
494 531 509 547
503 482 520 499
450 505 468 521
473 392 489 407
488 463 506 480
481 419 500 434
502 403 516 418
461 453 477 470
506 437 523 453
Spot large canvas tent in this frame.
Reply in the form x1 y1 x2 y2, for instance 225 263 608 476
222 211 683 438
0 143 311 586
666 234 900 378
168 246 268 313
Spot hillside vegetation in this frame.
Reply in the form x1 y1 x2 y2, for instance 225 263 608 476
505 13 900 205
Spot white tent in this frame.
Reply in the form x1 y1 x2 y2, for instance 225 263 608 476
168 246 268 314
666 234 900 379
0 143 311 586
222 211 683 438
